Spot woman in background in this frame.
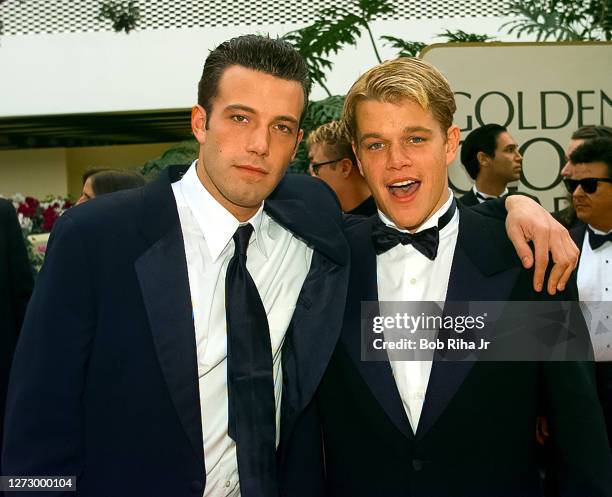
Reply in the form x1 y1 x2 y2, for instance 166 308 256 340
76 169 145 205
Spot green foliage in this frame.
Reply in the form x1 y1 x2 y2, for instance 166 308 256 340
141 140 199 177
291 95 346 173
301 95 346 132
99 0 140 34
438 29 496 43
283 0 395 96
381 36 426 57
503 0 611 41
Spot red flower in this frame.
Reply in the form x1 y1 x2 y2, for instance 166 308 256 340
41 206 59 232
25 196 40 208
17 202 36 218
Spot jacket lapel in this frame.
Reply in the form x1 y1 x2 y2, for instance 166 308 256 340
417 204 521 439
264 180 352 456
342 217 414 440
134 167 205 468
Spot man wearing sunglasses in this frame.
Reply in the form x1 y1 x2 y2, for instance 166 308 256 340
554 125 612 228
307 120 376 215
565 136 612 447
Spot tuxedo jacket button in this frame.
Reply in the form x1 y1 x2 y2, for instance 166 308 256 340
190 480 203 493
412 459 424 471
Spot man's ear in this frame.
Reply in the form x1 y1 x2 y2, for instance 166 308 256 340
339 158 353 178
291 129 304 161
191 105 207 144
476 150 490 169
445 125 460 167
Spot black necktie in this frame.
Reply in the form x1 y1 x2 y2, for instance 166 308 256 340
225 224 277 497
588 226 612 250
371 199 457 260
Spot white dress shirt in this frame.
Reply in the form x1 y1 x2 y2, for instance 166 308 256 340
377 192 459 433
473 184 508 203
577 226 612 362
172 161 313 496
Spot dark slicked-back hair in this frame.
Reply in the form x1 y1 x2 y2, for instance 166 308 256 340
571 125 612 141
82 167 110 185
197 35 311 125
90 170 146 196
570 137 612 177
460 123 507 180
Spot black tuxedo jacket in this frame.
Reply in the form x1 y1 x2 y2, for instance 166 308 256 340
286 204 612 497
2 167 350 497
458 188 479 207
0 199 33 489
570 222 612 446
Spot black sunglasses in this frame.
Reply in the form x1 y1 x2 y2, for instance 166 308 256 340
563 177 612 194
310 158 343 176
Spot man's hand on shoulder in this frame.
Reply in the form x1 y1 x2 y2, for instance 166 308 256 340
504 195 579 295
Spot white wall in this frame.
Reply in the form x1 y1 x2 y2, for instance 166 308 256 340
0 16 521 117
0 148 68 198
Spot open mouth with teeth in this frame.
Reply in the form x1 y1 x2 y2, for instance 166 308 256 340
388 179 421 198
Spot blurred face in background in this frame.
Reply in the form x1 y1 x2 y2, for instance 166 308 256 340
76 177 95 205
308 142 344 191
487 131 522 182
561 138 585 178
571 161 612 232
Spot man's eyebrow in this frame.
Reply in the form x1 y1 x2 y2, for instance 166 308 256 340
359 126 433 144
225 103 256 114
403 126 433 134
224 104 299 125
359 132 383 144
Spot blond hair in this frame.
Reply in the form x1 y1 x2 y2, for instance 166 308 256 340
342 57 456 141
306 120 356 164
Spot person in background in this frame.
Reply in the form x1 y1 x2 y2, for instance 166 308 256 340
76 169 145 205
565 137 612 446
307 120 376 216
0 198 34 497
459 124 523 206
555 125 612 229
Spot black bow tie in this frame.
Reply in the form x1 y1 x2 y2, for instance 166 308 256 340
371 200 457 260
588 227 612 250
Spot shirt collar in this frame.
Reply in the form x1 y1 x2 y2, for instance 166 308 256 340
377 188 458 235
587 224 612 236
473 184 508 200
178 160 269 262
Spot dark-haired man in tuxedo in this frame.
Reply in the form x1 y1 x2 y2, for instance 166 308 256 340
4 34 353 497
285 57 612 497
4 36 581 497
565 137 612 446
554 125 612 228
459 123 522 206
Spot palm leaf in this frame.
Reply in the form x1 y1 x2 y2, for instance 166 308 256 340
381 36 426 57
